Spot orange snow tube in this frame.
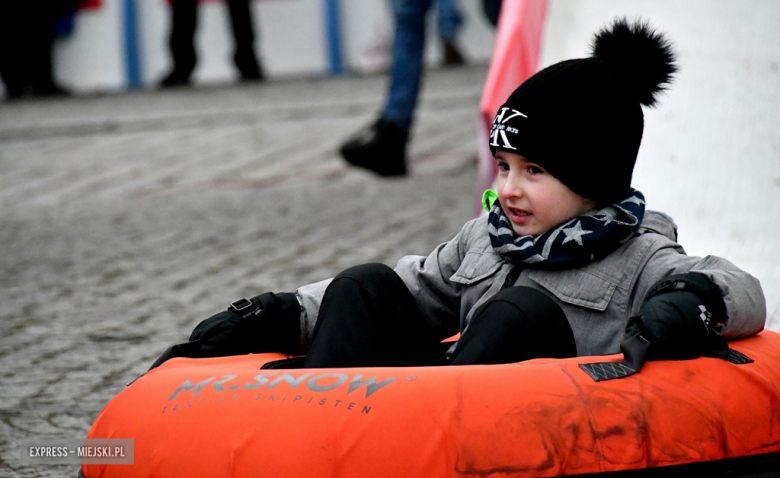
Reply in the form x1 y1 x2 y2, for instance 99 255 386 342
82 331 780 478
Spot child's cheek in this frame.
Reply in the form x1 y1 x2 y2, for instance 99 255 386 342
496 178 509 207
498 196 510 215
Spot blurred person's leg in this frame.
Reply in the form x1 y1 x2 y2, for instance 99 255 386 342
482 0 502 27
437 0 465 66
226 0 263 81
0 1 66 99
383 0 431 133
0 3 26 98
340 0 434 177
161 0 198 87
30 0 67 96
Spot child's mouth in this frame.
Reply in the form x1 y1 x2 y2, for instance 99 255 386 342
507 207 532 224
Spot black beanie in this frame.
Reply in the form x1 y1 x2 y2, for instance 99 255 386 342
489 18 677 205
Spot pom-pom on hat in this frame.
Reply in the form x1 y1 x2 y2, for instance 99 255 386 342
489 18 677 205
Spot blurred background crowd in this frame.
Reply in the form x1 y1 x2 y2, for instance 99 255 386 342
0 0 500 97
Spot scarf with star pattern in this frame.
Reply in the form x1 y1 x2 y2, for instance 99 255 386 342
486 189 646 268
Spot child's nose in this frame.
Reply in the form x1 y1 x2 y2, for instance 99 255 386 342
501 172 524 199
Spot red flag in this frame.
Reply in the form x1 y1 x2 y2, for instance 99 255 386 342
475 0 548 216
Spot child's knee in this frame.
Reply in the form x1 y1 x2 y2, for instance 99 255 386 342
477 287 565 325
330 263 402 296
471 286 576 354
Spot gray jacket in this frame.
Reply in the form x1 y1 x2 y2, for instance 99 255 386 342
296 211 766 357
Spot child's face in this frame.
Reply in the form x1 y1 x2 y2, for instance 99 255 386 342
495 151 596 237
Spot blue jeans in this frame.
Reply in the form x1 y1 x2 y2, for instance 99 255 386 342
382 0 499 131
437 0 462 42
382 0 435 132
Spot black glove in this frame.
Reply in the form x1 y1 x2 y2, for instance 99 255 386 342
191 292 302 357
580 273 752 382
625 273 729 361
149 292 301 371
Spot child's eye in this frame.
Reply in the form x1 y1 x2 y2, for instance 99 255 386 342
527 165 543 175
497 161 510 172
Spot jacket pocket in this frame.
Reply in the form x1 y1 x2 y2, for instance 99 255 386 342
450 252 504 285
527 269 617 311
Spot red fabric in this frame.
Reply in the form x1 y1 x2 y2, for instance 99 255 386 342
84 331 780 477
79 0 101 9
475 0 548 216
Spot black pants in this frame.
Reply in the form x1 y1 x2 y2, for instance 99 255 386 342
303 263 577 368
168 0 259 78
0 1 61 97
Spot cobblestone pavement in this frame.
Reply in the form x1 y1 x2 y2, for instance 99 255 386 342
0 66 485 476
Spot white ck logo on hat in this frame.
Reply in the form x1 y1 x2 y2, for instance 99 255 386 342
490 107 527 150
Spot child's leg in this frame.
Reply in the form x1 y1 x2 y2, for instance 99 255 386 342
448 287 576 365
303 263 445 368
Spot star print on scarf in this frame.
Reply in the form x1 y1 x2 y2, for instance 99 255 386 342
562 222 593 246
487 189 646 268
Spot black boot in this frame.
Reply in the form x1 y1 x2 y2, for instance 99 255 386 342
160 69 192 88
340 118 409 177
235 52 264 82
443 41 465 67
160 0 197 88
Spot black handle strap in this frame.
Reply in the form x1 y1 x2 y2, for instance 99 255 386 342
579 331 753 382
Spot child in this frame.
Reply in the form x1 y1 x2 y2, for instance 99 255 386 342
156 19 765 373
